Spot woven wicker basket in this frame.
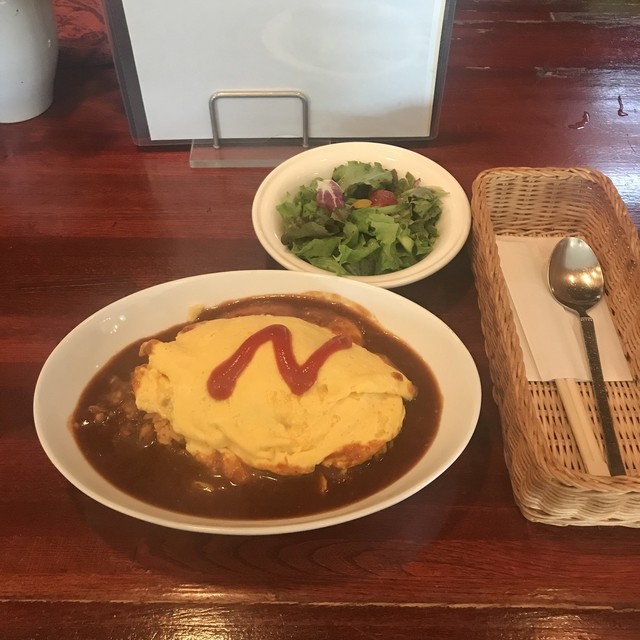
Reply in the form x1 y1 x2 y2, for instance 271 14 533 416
470 167 640 526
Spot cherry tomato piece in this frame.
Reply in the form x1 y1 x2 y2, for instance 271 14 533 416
369 189 397 206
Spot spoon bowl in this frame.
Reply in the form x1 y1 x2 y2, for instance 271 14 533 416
548 237 604 310
548 237 625 476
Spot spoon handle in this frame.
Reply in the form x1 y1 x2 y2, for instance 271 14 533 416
579 310 626 476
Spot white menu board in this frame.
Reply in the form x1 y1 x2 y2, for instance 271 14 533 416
105 0 455 144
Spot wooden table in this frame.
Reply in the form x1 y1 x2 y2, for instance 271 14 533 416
2 1 639 638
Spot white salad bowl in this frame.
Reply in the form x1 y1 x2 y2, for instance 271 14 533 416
33 270 481 535
252 142 471 289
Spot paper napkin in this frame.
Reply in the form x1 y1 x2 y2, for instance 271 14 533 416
496 236 632 382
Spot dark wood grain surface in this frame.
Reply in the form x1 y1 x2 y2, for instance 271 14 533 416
2 1 639 638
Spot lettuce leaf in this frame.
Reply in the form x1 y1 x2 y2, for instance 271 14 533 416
332 161 395 198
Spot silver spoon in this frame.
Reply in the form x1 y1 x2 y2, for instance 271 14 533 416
548 237 625 475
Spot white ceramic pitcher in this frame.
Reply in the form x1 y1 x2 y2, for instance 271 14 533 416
0 0 58 123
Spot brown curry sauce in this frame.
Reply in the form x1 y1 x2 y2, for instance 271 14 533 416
72 294 442 520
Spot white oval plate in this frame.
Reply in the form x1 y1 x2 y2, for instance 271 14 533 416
34 270 481 535
252 142 471 289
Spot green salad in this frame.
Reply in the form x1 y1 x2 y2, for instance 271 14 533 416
276 160 447 276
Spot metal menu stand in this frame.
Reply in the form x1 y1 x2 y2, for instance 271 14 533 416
102 0 456 167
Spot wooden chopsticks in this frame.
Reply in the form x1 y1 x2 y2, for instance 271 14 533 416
555 377 610 476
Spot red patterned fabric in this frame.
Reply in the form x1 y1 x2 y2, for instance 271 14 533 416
53 0 112 66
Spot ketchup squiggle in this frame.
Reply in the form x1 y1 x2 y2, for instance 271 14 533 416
207 324 352 400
